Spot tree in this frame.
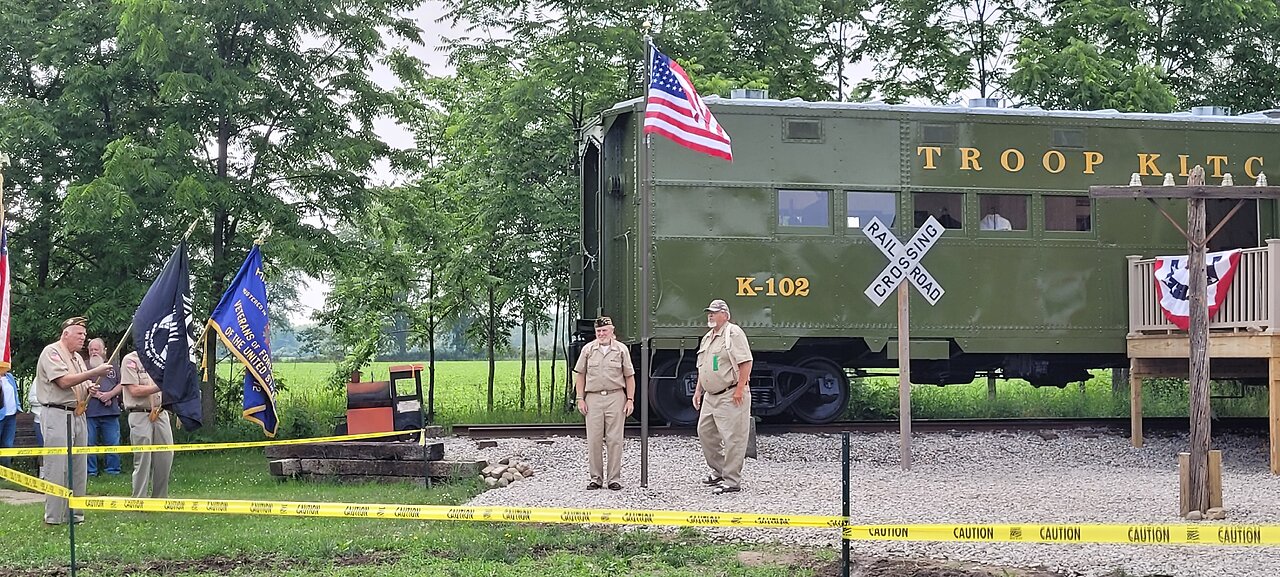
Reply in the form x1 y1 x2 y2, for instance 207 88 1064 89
67 0 425 424
857 0 1032 103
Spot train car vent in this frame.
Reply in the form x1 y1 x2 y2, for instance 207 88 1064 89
783 118 823 142
920 123 957 145
1051 128 1086 148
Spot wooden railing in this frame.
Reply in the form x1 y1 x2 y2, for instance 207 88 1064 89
1128 239 1280 334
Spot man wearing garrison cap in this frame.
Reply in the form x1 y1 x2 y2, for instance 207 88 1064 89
693 299 753 494
34 316 114 524
572 316 635 490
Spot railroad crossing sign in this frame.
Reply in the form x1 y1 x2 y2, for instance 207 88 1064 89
862 216 946 306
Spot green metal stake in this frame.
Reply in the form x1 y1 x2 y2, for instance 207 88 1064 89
67 412 76 577
841 431 850 577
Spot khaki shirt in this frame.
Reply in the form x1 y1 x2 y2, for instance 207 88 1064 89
697 322 752 394
119 352 161 411
35 342 89 408
573 340 635 393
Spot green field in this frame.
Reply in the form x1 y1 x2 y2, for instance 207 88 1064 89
193 360 1268 441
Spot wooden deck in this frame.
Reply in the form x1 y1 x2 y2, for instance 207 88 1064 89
1127 240 1280 474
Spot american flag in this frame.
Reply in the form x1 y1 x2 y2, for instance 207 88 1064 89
643 47 733 161
0 229 10 374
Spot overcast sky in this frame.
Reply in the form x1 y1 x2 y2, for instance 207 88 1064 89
289 3 455 324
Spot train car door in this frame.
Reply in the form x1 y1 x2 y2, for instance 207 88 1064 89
1207 199 1259 250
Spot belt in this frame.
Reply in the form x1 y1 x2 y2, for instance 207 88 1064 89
709 385 738 396
47 404 80 411
587 390 624 396
126 409 153 413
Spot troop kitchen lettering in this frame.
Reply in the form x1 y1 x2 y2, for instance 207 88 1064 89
917 146 1265 179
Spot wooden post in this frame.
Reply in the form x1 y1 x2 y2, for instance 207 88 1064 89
1178 452 1191 516
986 374 996 403
1208 450 1223 510
898 281 911 470
1130 359 1143 448
1271 356 1280 475
1187 167 1211 515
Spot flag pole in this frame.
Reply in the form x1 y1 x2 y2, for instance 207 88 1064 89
639 25 654 489
0 151 9 232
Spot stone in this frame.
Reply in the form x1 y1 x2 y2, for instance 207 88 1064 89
497 477 509 488
535 440 554 445
484 477 498 488
1037 431 1060 441
513 472 525 482
1206 507 1227 520
1187 510 1203 521
476 441 498 449
502 471 514 482
499 457 511 465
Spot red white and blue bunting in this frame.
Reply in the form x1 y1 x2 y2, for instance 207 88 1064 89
1152 249 1242 330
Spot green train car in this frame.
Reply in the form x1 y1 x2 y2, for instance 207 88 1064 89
573 97 1280 426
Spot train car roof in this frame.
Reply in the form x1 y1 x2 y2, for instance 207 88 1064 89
607 96 1280 126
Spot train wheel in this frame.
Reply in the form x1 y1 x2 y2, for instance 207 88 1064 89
649 356 700 426
788 357 849 424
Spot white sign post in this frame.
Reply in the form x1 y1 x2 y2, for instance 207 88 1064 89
862 216 946 470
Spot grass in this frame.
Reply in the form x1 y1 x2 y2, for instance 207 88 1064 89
854 370 1269 420
0 451 828 576
269 359 585 427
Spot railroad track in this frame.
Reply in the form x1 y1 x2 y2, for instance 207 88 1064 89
448 417 1269 439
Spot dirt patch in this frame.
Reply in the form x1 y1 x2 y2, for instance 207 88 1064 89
0 551 399 576
737 550 805 567
813 555 1067 577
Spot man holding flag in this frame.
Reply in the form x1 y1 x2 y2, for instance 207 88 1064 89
205 241 278 437
132 240 203 430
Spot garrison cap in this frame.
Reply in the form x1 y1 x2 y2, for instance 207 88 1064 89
594 316 613 328
61 316 88 329
704 299 730 314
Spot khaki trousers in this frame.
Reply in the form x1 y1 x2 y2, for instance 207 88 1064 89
697 389 751 489
41 407 87 524
128 411 173 498
584 390 625 484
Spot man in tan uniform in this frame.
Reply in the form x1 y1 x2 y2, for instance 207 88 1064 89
573 316 635 490
36 317 114 524
119 350 174 498
693 299 752 494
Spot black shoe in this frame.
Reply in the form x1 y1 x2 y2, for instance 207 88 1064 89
712 485 740 495
586 482 602 490
701 475 723 485
608 482 622 491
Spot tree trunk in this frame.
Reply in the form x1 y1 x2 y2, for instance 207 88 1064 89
1188 195 1211 514
519 316 527 411
427 271 437 424
550 295 560 412
202 116 233 429
487 282 496 413
534 316 542 414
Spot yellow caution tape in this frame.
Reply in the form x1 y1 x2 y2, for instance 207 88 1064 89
0 428 424 457
844 524 1280 546
0 465 72 498
69 496 846 529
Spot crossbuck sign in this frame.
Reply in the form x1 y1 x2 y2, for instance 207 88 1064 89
862 216 945 306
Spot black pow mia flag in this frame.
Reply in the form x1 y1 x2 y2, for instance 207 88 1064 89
132 242 203 430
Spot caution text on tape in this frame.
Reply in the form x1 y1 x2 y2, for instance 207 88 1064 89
0 465 72 498
843 524 1280 546
0 428 423 457
69 496 846 529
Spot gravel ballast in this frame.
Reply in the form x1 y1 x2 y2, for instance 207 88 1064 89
444 429 1280 577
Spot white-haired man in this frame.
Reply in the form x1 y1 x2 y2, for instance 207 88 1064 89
692 299 752 494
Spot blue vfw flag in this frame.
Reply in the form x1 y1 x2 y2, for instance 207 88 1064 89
133 242 203 430
205 244 278 437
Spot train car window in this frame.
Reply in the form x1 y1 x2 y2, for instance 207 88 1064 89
1045 196 1092 231
778 190 830 228
846 191 895 229
913 193 962 229
977 194 1027 231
